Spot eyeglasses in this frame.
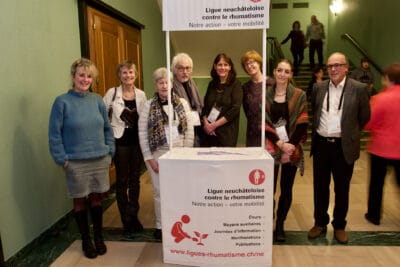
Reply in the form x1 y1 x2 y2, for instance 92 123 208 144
176 66 192 72
245 60 257 67
326 63 347 70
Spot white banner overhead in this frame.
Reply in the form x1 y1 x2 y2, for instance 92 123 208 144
163 0 270 31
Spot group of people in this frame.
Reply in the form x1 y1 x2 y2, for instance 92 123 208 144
279 15 326 75
48 47 399 258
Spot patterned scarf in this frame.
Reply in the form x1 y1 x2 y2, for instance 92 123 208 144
148 92 187 153
264 83 308 175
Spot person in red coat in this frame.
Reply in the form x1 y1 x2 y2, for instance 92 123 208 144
364 62 400 225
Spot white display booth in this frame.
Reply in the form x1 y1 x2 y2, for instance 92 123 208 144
159 147 273 267
159 1 272 266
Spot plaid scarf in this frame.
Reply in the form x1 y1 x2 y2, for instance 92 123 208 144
148 93 187 153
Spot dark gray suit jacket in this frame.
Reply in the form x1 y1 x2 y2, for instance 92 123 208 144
310 77 370 164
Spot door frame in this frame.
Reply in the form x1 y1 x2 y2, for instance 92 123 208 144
77 0 144 58
0 233 4 267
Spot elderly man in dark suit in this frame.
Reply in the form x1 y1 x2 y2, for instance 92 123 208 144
308 52 370 244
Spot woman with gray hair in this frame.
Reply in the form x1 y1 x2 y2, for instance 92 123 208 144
171 53 203 146
103 60 147 239
138 67 194 240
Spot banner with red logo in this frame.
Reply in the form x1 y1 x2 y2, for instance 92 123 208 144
159 147 273 266
163 0 270 31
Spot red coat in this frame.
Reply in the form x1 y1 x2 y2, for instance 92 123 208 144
365 85 400 159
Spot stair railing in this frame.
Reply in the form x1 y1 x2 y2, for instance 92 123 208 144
341 33 383 74
267 37 285 76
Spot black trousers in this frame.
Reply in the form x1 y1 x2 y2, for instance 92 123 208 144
312 135 354 229
274 162 298 222
309 39 323 68
114 144 143 230
367 153 400 220
291 47 304 75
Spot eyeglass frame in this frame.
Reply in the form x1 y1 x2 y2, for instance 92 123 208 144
326 63 347 70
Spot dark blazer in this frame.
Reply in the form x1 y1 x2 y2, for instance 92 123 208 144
310 77 370 164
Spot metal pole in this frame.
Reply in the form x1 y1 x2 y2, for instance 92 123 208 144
261 28 267 150
165 30 173 150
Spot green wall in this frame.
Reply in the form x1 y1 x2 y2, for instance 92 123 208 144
325 0 400 90
0 0 165 260
268 0 330 65
2 0 400 261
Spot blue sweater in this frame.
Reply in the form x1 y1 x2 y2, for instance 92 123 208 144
49 90 115 165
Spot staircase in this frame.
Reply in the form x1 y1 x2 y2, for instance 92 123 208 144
293 64 369 151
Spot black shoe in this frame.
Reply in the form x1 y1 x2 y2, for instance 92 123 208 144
82 238 98 259
365 213 380 225
122 230 134 241
132 218 144 232
274 223 286 242
94 236 107 255
153 229 162 241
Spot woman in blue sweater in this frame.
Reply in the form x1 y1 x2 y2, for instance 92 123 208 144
49 58 115 259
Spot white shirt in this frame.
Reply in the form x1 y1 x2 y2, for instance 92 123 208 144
103 85 147 138
317 78 346 137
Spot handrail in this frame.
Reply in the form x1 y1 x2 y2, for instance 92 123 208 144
341 33 383 74
267 37 285 59
266 37 285 76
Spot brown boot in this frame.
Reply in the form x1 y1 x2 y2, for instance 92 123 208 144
334 229 348 244
307 225 327 239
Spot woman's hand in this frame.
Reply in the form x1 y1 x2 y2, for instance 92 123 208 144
63 161 69 169
203 120 217 135
277 140 295 155
148 159 159 173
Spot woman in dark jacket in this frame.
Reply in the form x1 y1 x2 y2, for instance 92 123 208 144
201 53 243 147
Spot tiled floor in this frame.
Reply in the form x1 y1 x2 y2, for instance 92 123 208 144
48 151 400 266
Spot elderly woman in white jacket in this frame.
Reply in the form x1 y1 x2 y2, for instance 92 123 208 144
103 61 147 239
139 67 194 240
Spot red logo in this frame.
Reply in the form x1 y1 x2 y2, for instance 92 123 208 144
249 169 265 185
250 0 261 3
171 215 208 245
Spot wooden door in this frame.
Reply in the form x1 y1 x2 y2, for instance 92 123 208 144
85 6 143 185
87 7 143 95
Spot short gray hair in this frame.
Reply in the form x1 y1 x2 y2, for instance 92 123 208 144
152 67 173 84
171 53 193 73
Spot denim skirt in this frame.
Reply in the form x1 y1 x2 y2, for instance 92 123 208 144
64 155 111 198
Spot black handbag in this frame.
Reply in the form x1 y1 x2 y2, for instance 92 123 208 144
108 87 117 121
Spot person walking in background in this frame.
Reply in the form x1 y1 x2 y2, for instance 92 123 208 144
49 58 115 259
201 53 242 147
350 57 375 96
139 67 194 241
308 52 370 244
103 61 147 239
171 53 203 146
279 21 306 76
364 63 400 226
306 15 325 69
263 59 308 242
306 67 324 100
241 50 275 147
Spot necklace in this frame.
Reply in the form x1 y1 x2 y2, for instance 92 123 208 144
275 91 286 97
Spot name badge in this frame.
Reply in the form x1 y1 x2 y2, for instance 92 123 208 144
207 107 220 123
191 111 201 126
276 126 289 142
